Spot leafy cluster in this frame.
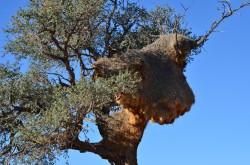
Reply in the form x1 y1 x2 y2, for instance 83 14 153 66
4 0 199 79
0 63 140 164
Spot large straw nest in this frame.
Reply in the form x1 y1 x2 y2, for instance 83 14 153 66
94 34 195 124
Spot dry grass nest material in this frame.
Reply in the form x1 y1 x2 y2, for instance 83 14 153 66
93 34 195 124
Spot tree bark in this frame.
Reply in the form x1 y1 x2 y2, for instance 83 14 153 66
59 107 146 165
96 109 148 165
112 149 138 165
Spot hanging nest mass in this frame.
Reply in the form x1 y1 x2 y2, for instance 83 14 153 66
93 34 196 125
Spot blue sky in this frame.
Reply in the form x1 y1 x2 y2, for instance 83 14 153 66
1 1 250 165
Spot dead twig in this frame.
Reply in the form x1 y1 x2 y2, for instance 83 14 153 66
196 1 250 46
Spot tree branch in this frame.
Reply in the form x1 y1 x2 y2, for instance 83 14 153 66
102 0 118 57
173 3 190 48
61 138 113 161
73 49 87 76
43 51 65 61
86 46 99 60
45 72 70 82
63 59 76 86
50 35 65 53
196 1 250 46
0 106 32 119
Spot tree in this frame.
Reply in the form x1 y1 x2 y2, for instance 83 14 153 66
0 0 249 164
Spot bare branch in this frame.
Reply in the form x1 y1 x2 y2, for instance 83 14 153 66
172 3 190 51
172 3 190 34
61 138 113 161
45 72 70 82
73 49 87 77
50 35 65 53
63 59 76 86
196 1 250 46
58 77 70 87
42 51 66 61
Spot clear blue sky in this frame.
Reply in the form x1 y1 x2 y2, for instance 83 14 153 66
1 1 250 165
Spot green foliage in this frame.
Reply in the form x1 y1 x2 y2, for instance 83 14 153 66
3 0 199 76
0 64 56 164
1 0 201 164
0 63 140 164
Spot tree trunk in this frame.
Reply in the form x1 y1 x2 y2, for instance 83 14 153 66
113 149 138 165
96 109 148 165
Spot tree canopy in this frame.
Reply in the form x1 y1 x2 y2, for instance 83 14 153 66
1 0 249 164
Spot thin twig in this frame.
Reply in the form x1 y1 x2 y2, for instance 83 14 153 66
196 1 250 46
